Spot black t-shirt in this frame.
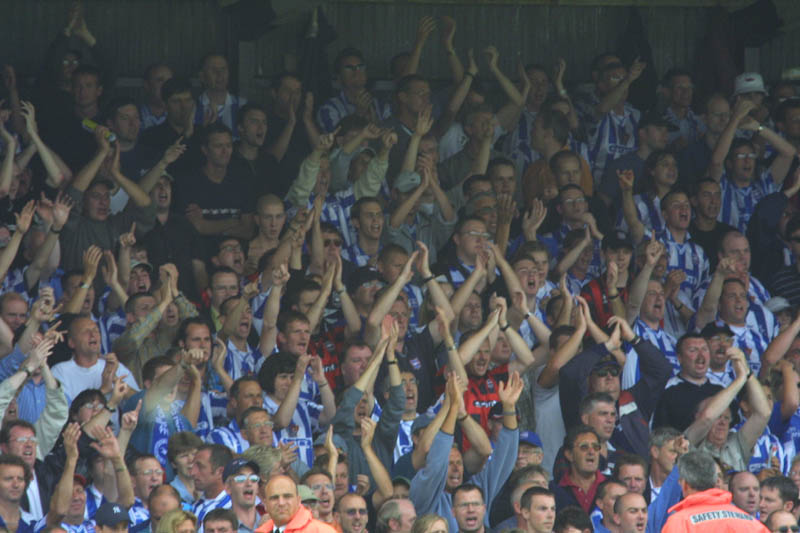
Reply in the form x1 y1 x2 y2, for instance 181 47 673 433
652 377 724 432
689 220 737 270
228 149 281 199
172 166 256 218
265 111 312 198
120 143 161 182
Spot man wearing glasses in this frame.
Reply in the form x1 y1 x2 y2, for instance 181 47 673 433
550 425 605 514
317 48 391 133
708 98 797 233
223 460 261 533
334 494 368 533
765 510 799 533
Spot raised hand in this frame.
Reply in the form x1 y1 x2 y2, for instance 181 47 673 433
163 136 187 165
497 370 523 407
355 474 370 496
553 58 567 92
440 16 456 52
522 199 547 241
416 15 436 44
15 200 36 234
607 315 634 342
360 417 377 448
617 169 635 191
88 426 123 459
663 269 686 300
644 234 663 267
603 321 622 352
303 92 314 123
119 222 136 248
466 48 478 77
20 101 39 137
627 57 646 82
100 250 118 287
279 442 299 468
415 106 434 137
381 130 398 151
63 422 82 461
315 127 339 153
51 192 74 230
82 245 103 281
121 399 141 432
484 45 500 71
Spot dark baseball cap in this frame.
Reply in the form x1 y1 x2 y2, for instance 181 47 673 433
346 266 384 294
602 230 634 251
222 458 260 481
95 502 130 527
592 354 621 373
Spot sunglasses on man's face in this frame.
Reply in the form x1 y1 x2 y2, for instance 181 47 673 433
775 526 800 533
593 367 620 378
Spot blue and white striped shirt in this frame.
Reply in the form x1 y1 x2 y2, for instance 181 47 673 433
317 90 392 133
664 106 705 145
192 490 232 524
652 228 710 299
719 170 777 233
721 320 774 375
587 104 640 181
616 193 664 236
263 372 322 467
207 418 250 454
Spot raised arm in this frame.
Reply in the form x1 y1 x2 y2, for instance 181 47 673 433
361 417 394 509
72 127 113 192
626 235 663 322
25 193 72 290
762 313 800 378
87 425 135 507
694 258 738 331
740 116 798 185
0 116 16 198
538 303 588 388
310 355 335 424
365 251 418 347
138 137 186 194
596 58 645 116
496 295 539 374
62 245 102 314
708 100 756 181
273 354 311 430
47 422 81 526
304 266 334 334
440 17 463 83
401 109 433 173
21 101 69 187
618 169 645 244
684 348 748 446
389 173 429 229
333 254 361 339
0 200 35 285
401 16 436 77
737 364 772 454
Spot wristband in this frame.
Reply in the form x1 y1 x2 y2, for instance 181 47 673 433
446 344 457 352
464 72 474 79
558 89 568 96
80 281 91 290
104 405 116 413
608 292 620 300
457 414 469 422
50 226 62 234
115 466 127 473
631 335 642 346
387 360 398 365
22 367 33 378
422 275 435 284
524 310 533 320
500 323 510 332
757 125 764 133
318 380 329 388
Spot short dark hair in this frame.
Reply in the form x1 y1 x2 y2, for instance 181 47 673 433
0 420 35 445
197 444 233 472
236 102 267 127
204 508 238 531
271 71 301 90
124 291 156 315
142 356 176 384
579 392 615 417
537 108 570 146
334 47 365 73
596 479 627 501
258 352 297 395
549 325 576 350
725 138 756 162
301 466 333 484
127 453 160 474
201 123 233 146
352 196 382 220
230 376 261 400
612 453 649 479
395 74 427 96
775 97 800 124
277 310 310 334
487 157 515 178
72 64 102 83
563 424 599 451
161 77 192 102
761 476 799 506
676 332 707 358
554 506 592 533
662 67 692 87
177 317 213 345
0 453 32 485
520 486 555 510
453 483 484 503
104 96 138 121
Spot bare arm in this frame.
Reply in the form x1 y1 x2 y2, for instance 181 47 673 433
400 16 435 77
361 417 394 509
20 102 68 187
626 235 663 322
538 304 588 388
364 251 418 347
708 100 755 181
273 354 311 429
73 128 112 192
595 58 645 116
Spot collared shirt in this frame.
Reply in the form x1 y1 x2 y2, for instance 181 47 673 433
139 103 167 130
719 169 777 232
196 92 247 135
223 339 262 382
664 106 706 144
652 228 710 298
556 471 607 513
316 90 392 133
3 509 36 533
208 418 250 454
129 498 150 526
587 104 641 181
722 320 773 375
26 472 43 521
193 489 232 524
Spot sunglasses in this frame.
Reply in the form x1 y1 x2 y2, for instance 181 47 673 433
324 239 342 247
344 508 368 517
593 367 620 377
576 442 602 452
776 527 800 533
233 474 260 483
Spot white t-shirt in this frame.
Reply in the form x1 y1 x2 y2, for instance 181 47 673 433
51 357 140 403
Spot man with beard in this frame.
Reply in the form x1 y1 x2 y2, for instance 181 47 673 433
335 494 368 533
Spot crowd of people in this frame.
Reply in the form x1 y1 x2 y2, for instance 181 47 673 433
4 3 800 533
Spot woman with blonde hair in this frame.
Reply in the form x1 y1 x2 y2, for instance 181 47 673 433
156 509 197 533
411 514 449 533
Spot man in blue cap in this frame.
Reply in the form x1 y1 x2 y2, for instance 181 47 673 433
95 501 131 533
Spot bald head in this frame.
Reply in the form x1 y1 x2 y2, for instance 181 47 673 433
265 475 300 526
766 510 798 531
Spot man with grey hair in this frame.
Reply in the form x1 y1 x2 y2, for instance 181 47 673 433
660 451 769 532
647 427 683 503
376 498 416 533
